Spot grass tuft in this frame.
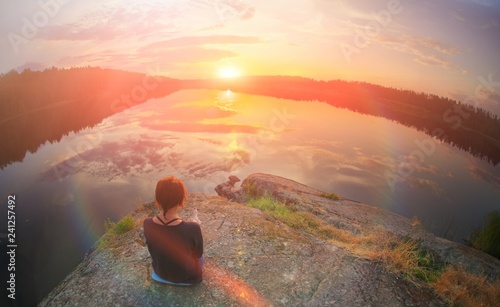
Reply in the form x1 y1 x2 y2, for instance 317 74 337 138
370 235 442 283
411 216 422 227
321 193 340 201
469 210 500 259
97 215 136 249
246 195 348 241
113 215 136 235
433 266 500 306
104 215 136 235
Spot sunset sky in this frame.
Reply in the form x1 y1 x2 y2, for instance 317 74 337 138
1 0 499 114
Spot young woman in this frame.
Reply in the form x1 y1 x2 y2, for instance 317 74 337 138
143 176 204 285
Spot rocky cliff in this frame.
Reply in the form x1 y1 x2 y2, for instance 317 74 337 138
40 173 500 306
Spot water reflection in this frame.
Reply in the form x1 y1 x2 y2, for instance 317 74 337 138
0 89 499 304
40 89 494 244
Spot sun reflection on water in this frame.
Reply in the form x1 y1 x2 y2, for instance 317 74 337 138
216 89 236 111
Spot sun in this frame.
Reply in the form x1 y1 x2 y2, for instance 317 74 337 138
217 66 242 79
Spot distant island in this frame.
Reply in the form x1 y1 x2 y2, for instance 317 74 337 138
1 67 499 168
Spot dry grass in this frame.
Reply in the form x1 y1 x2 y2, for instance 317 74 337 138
245 195 499 304
246 196 359 243
321 193 340 201
246 196 403 258
368 234 442 283
246 196 446 284
136 203 146 212
433 266 500 306
316 224 356 243
411 216 422 227
338 227 385 254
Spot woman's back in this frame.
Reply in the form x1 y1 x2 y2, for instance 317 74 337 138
144 218 203 284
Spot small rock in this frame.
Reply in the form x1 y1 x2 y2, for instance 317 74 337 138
214 176 244 201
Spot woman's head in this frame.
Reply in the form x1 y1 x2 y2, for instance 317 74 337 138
155 176 186 212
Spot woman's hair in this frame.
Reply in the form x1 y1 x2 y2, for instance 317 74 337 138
155 176 186 212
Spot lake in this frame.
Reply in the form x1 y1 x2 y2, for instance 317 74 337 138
1 89 499 303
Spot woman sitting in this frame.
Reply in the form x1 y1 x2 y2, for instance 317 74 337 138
143 176 204 285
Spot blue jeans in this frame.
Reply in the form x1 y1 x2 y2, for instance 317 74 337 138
151 256 204 286
200 255 205 270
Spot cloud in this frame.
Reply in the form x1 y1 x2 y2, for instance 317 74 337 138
407 178 447 199
470 0 497 6
449 10 466 22
40 136 175 182
196 137 225 145
51 192 75 207
397 153 440 176
56 51 136 67
412 51 454 69
202 0 256 22
142 122 260 134
134 104 261 134
39 133 253 182
39 5 152 41
37 0 257 43
160 105 238 121
55 46 237 69
484 93 500 115
468 164 500 190
149 47 238 63
283 144 395 189
447 74 500 116
407 36 461 56
375 33 461 69
445 0 500 29
182 148 250 177
14 62 46 72
304 139 341 148
140 35 263 51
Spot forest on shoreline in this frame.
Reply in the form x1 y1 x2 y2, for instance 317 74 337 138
189 76 500 165
1 67 499 169
0 67 182 168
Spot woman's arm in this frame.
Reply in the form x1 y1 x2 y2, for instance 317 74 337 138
192 224 204 258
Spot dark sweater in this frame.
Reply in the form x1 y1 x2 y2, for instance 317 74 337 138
143 218 203 283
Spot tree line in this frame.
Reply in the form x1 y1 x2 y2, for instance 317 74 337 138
193 76 500 165
0 67 182 168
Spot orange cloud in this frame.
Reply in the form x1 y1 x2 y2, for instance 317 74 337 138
142 122 260 134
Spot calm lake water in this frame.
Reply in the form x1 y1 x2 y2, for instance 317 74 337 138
1 89 499 302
